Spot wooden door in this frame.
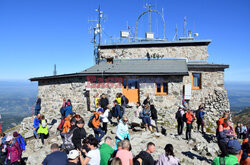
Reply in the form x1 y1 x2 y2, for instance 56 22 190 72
122 78 139 103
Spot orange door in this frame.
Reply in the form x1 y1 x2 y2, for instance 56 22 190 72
122 78 139 103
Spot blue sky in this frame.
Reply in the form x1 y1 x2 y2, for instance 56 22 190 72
0 0 249 82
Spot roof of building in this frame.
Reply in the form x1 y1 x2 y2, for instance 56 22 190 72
29 59 229 81
99 40 211 49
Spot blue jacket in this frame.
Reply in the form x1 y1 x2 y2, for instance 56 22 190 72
16 135 25 151
35 98 41 110
33 116 40 129
64 106 73 117
143 108 151 117
113 104 122 118
199 111 205 120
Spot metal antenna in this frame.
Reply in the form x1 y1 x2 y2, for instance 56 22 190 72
53 64 57 76
173 24 178 41
183 16 187 37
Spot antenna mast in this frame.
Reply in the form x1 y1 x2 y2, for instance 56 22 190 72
53 64 57 76
183 16 187 37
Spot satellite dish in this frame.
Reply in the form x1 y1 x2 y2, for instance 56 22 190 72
194 33 199 37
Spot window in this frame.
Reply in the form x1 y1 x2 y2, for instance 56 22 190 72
192 73 201 89
156 82 168 95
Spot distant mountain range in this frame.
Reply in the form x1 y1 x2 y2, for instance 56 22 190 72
0 80 249 132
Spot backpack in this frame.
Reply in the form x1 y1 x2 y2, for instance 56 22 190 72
88 114 99 128
60 107 65 117
121 96 129 105
196 110 201 121
57 119 65 132
41 119 47 128
16 136 27 147
175 110 182 120
63 127 77 151
183 113 187 122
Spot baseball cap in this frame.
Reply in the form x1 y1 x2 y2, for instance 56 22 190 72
98 108 104 113
67 150 79 160
6 136 13 142
227 139 241 154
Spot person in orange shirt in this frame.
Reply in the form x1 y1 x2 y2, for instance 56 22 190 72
92 109 105 142
217 112 229 126
185 109 195 140
62 114 72 133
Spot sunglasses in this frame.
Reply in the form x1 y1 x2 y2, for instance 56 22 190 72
123 120 128 122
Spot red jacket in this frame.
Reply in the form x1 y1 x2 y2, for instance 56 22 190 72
186 112 195 124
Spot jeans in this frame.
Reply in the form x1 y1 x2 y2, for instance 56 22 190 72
93 127 105 142
177 119 184 135
33 127 39 138
186 123 192 140
143 117 151 126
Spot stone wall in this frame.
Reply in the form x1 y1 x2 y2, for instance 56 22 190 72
99 45 209 61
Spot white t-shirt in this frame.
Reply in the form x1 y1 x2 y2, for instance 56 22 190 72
86 148 100 165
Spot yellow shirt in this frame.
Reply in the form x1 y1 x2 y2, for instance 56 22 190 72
95 97 100 107
115 97 121 106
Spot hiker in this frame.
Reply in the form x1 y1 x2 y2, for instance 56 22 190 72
0 133 7 165
64 101 73 118
100 106 110 134
239 140 250 165
176 105 185 135
217 119 235 157
35 96 41 115
240 124 247 139
212 139 241 165
81 137 100 165
113 100 123 121
185 109 195 140
134 142 155 165
60 98 67 119
115 93 122 106
135 102 142 118
70 114 82 131
235 123 241 139
150 104 159 132
6 136 22 165
115 117 130 150
121 94 129 114
111 157 122 165
109 141 122 165
143 94 151 107
116 140 133 165
99 136 114 165
217 112 229 126
67 149 84 165
142 104 152 132
92 109 105 142
196 104 206 133
42 143 68 165
33 113 40 138
13 132 25 152
100 93 109 111
37 114 49 145
94 93 100 111
72 119 86 150
62 114 73 134
156 144 180 165
95 103 103 112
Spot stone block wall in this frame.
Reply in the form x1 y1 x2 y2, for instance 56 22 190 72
99 45 209 61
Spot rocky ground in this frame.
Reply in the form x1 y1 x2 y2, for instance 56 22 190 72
5 104 222 165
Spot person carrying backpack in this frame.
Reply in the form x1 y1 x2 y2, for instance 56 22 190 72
64 101 73 118
196 104 206 134
37 114 49 145
121 94 129 115
13 132 26 152
6 136 22 165
33 113 40 138
175 105 185 135
185 109 195 141
212 139 241 165
35 96 41 115
113 100 123 121
91 110 105 143
217 119 235 157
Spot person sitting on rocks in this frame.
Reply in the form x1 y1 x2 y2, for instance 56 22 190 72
67 149 84 165
185 109 195 141
196 104 206 134
115 117 130 150
217 119 235 157
81 136 100 165
99 136 114 165
156 144 180 165
42 143 68 165
175 105 185 135
116 140 133 165
37 114 49 145
5 136 22 165
142 104 152 132
134 142 155 165
72 119 86 150
33 113 40 138
91 109 105 143
212 139 241 165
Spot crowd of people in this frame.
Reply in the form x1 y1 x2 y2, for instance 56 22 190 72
0 93 249 165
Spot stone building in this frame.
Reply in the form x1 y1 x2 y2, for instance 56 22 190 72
30 40 230 114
